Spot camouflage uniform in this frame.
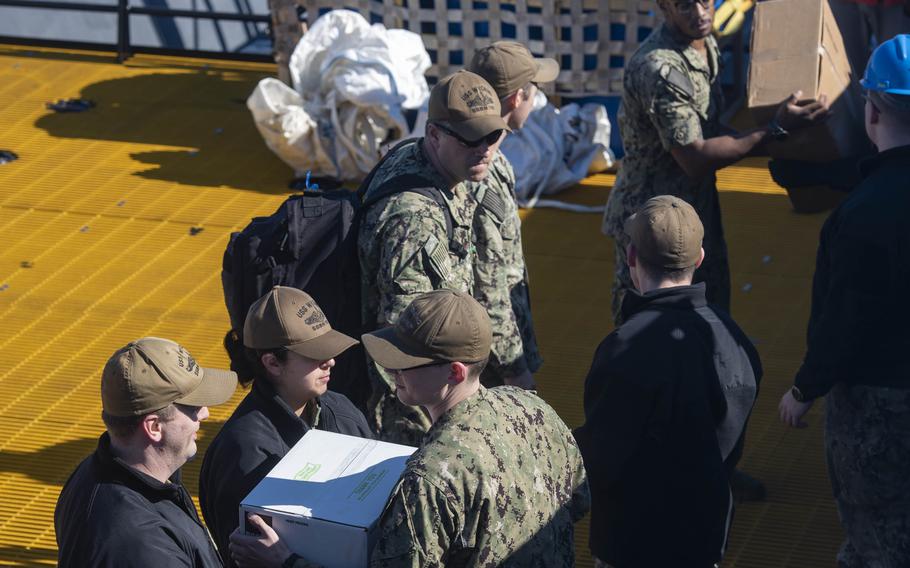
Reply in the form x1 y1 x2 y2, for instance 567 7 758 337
358 140 476 445
370 386 590 567
470 149 542 386
602 24 729 324
826 383 910 567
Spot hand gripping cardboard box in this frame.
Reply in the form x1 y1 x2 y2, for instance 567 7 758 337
747 0 869 163
240 430 417 567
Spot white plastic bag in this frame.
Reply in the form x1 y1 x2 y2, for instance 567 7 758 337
248 10 431 181
246 78 336 176
499 91 614 212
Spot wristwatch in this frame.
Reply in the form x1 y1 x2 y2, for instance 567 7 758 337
790 385 807 402
767 118 790 141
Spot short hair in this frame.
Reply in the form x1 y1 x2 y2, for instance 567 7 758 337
102 404 177 439
501 81 535 103
636 256 698 284
467 356 490 379
426 120 442 132
234 347 289 388
869 90 910 126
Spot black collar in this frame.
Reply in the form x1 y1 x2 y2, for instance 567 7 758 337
250 380 313 448
620 282 708 321
859 144 910 177
96 432 183 499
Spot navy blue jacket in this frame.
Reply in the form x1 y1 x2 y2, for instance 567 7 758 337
199 380 372 567
55 433 222 568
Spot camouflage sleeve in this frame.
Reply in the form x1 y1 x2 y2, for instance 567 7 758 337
472 195 528 379
370 475 458 568
568 442 592 523
638 59 703 150
375 193 454 326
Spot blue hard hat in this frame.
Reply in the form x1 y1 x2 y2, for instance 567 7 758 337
861 35 910 95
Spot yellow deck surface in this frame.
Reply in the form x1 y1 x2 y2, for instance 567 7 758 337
0 46 841 566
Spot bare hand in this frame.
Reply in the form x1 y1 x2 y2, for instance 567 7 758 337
774 90 830 131
229 514 292 568
504 370 536 390
778 389 814 428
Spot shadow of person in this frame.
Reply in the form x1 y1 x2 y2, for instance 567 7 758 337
0 437 100 487
0 419 230 565
0 544 59 566
0 418 226 491
182 417 226 496
33 70 293 194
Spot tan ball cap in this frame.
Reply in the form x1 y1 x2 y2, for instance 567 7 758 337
361 289 492 370
101 337 238 417
624 195 704 269
243 286 358 361
428 70 510 141
467 41 560 98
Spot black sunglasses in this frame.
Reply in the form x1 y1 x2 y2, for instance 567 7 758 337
434 123 504 148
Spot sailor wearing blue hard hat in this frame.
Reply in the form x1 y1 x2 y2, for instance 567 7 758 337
780 33 910 568
861 34 910 149
861 33 910 94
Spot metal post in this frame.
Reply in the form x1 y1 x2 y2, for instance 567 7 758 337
116 0 130 62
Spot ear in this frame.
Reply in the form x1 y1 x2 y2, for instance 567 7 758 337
448 362 468 385
260 352 284 379
141 413 164 443
503 91 522 113
695 247 705 269
869 102 881 125
425 123 442 147
627 243 638 269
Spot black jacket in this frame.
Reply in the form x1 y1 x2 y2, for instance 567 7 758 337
795 145 910 400
574 284 761 568
199 381 372 567
55 433 222 568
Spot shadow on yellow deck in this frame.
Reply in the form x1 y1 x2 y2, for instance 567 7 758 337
0 46 841 567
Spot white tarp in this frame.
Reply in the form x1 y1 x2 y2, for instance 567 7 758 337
247 9 613 202
247 10 431 181
500 91 614 212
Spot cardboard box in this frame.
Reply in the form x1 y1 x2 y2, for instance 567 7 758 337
240 430 416 568
748 0 870 162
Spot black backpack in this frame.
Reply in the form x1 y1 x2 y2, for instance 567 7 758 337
221 139 453 412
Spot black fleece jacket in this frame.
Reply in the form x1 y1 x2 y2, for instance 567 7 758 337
55 433 222 568
574 284 761 568
795 145 910 400
199 380 372 567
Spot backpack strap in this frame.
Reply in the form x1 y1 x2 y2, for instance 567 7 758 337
355 138 421 202
357 139 455 244
362 173 454 242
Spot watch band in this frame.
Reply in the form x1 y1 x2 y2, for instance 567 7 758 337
790 385 806 402
767 118 790 141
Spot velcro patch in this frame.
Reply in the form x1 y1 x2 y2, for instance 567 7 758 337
481 187 508 224
423 235 452 282
659 64 694 100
